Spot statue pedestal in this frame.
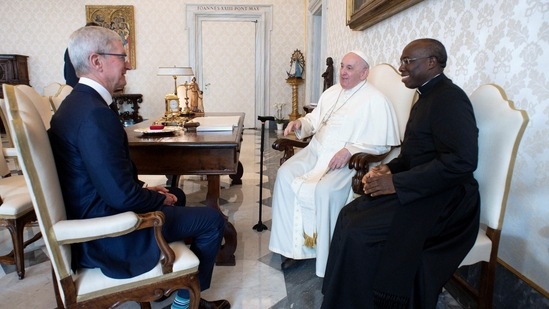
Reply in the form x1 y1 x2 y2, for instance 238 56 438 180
286 77 304 121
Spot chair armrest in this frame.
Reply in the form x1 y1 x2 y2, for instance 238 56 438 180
136 211 175 273
52 211 175 273
3 147 18 158
272 137 310 165
53 211 141 244
348 151 391 195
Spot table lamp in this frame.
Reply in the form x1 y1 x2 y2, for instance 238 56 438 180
158 66 194 115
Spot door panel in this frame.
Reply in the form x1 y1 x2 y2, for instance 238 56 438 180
202 21 256 128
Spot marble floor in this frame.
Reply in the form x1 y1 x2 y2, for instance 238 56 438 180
0 128 463 308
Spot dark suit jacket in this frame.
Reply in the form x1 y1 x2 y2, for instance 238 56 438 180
48 83 166 278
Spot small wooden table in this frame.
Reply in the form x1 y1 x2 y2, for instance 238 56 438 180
125 112 244 265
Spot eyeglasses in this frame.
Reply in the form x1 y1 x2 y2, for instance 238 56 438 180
97 53 127 61
400 56 433 66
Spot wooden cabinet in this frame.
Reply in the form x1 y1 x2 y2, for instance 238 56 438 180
1 54 29 133
112 93 144 126
0 54 30 99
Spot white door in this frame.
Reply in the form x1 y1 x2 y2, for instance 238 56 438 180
201 21 256 128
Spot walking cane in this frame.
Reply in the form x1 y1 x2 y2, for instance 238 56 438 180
253 115 275 232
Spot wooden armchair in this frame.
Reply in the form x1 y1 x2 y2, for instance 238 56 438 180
0 94 42 280
272 136 310 165
273 64 417 195
4 84 201 308
48 84 73 112
445 84 528 309
0 135 41 279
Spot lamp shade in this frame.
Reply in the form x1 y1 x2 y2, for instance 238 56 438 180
157 66 194 77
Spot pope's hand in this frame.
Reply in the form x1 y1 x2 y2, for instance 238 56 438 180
284 119 301 136
327 148 352 170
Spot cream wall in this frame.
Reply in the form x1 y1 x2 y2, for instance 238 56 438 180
321 0 548 293
0 0 305 121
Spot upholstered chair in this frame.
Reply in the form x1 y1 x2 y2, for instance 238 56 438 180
48 84 72 113
3 83 201 308
14 85 54 130
0 139 41 279
43 82 64 97
445 84 528 309
1 98 15 151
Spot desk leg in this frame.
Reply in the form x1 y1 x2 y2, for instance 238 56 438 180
206 175 237 266
217 221 237 266
166 175 179 188
229 161 244 185
205 175 221 211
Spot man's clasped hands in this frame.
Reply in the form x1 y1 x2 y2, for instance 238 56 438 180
146 185 178 205
363 164 396 197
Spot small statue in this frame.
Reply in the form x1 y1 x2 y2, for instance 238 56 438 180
188 77 203 112
321 57 334 91
294 60 302 78
286 49 305 79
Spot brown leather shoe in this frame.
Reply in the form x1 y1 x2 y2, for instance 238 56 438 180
198 298 231 309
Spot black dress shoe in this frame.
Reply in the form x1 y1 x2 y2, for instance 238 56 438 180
198 298 231 309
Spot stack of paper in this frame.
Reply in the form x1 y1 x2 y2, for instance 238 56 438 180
190 116 240 131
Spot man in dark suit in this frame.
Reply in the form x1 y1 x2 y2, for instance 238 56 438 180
49 26 230 309
321 38 480 309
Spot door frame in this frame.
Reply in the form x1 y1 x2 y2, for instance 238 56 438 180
306 0 327 105
186 4 273 127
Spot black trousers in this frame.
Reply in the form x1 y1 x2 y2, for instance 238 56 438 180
162 187 226 295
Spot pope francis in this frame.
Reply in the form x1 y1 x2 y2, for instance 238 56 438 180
269 50 400 277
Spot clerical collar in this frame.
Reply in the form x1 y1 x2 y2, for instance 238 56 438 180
79 77 113 106
416 73 442 96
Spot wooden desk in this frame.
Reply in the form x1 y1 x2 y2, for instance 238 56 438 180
126 112 244 266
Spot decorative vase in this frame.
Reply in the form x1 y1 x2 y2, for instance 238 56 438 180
276 122 284 131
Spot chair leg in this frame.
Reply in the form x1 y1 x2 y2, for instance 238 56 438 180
0 222 16 259
51 266 65 309
478 260 496 309
477 228 501 309
13 217 27 279
0 212 42 280
0 218 26 279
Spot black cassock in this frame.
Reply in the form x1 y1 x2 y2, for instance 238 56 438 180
322 74 480 309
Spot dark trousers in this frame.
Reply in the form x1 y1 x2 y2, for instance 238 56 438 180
322 194 399 309
162 187 226 295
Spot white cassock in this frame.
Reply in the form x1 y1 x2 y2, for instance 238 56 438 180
268 80 401 277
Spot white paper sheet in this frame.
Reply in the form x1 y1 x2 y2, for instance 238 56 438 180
190 116 240 131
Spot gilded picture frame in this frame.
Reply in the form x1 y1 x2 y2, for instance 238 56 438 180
86 5 136 69
346 0 423 31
